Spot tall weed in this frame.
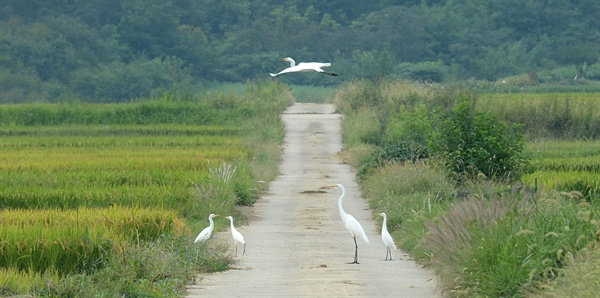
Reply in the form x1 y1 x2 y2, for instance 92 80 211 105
421 187 600 297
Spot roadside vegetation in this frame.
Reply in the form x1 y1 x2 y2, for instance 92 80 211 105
335 80 599 297
0 80 292 297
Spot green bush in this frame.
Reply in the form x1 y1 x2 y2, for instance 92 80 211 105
384 104 432 146
357 142 429 180
429 97 529 182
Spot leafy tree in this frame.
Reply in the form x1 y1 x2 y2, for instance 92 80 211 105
429 98 528 182
556 42 600 80
1 0 599 102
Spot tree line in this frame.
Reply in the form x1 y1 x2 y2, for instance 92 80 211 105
1 0 599 102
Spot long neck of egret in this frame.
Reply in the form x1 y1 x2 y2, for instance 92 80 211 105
381 214 388 233
338 185 347 219
287 58 296 67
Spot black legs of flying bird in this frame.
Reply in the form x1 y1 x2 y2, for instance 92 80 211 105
322 71 338 76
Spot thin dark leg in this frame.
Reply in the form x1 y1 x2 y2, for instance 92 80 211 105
242 243 247 256
385 248 393 261
349 236 359 264
235 245 238 257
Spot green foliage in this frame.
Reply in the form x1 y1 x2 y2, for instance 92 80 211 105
70 56 193 101
384 104 432 146
357 142 429 180
429 98 529 182
523 171 600 201
421 188 600 297
334 80 383 115
523 139 600 201
30 236 232 297
397 61 448 82
477 93 600 140
339 80 600 297
0 206 189 276
341 108 381 147
528 242 600 298
1 0 599 102
362 162 455 253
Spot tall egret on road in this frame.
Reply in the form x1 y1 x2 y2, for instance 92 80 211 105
270 57 338 77
324 184 369 264
226 216 246 256
194 213 217 244
379 212 397 261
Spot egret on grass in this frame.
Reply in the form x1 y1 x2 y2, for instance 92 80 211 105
226 216 246 256
194 213 217 244
324 184 369 264
270 57 338 77
379 212 397 261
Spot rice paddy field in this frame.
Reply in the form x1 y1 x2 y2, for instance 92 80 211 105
0 124 245 210
0 81 293 296
523 139 600 201
476 92 600 202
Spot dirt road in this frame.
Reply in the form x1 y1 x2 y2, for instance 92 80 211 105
187 103 440 297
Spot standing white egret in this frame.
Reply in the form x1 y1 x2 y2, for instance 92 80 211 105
194 213 218 244
226 216 246 256
270 57 338 77
324 184 369 264
379 212 397 261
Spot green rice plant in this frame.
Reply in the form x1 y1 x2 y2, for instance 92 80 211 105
0 207 189 275
22 236 234 297
522 171 600 200
0 124 241 138
1 206 190 241
0 267 60 296
526 139 600 159
530 157 600 172
0 80 291 296
477 93 600 139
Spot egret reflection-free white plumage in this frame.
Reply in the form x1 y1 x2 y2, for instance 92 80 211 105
226 216 246 256
325 184 368 264
194 213 217 244
379 212 397 261
270 57 338 77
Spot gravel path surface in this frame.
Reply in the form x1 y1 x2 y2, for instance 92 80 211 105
186 103 441 297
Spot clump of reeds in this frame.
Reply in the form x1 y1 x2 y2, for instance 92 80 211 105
422 195 516 266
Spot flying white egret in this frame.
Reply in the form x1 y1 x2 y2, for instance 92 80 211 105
226 216 246 256
194 213 218 244
270 57 338 77
324 184 369 264
379 212 397 261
